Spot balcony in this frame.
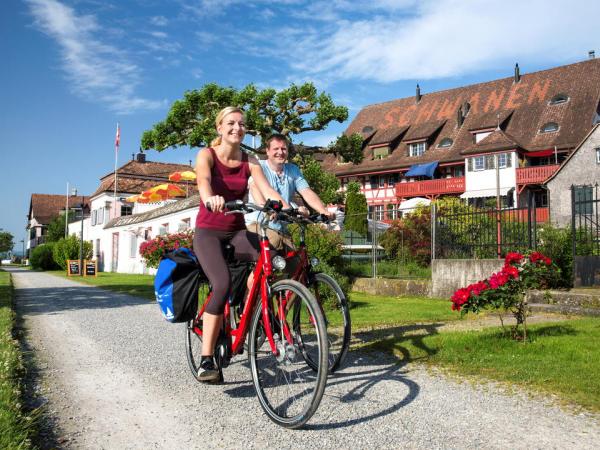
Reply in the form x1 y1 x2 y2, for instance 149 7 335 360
395 177 465 198
516 164 560 184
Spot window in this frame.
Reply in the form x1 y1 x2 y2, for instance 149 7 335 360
374 205 384 221
474 156 485 171
95 239 101 257
159 223 169 235
596 148 600 164
97 207 104 225
379 176 386 188
549 93 569 105
373 146 390 159
144 228 152 240
409 142 426 157
121 204 133 216
475 131 492 143
369 176 378 188
178 218 191 231
130 234 137 258
574 186 593 215
455 167 464 177
438 138 453 148
540 122 559 133
91 210 97 226
498 153 508 168
386 203 397 220
388 173 398 187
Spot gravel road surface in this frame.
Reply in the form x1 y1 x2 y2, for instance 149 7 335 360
8 267 600 449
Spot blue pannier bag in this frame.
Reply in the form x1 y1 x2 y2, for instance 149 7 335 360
154 248 203 323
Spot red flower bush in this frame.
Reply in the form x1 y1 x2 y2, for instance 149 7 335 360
139 230 194 268
449 250 560 339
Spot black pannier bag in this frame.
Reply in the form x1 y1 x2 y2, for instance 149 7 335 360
154 248 205 323
228 261 253 307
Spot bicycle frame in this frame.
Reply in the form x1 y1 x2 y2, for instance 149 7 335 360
192 227 291 359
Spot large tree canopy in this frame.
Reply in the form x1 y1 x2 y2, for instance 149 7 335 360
0 231 14 254
141 82 362 162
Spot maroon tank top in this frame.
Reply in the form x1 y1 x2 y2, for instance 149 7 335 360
195 147 251 231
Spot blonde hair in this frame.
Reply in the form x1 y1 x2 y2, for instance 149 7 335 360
210 106 245 147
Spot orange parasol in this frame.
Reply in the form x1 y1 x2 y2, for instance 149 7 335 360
124 195 141 203
146 183 186 197
169 170 196 182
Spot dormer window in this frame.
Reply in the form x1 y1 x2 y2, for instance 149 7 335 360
409 141 426 157
437 138 453 148
540 122 559 133
549 94 569 105
475 131 492 143
373 145 390 160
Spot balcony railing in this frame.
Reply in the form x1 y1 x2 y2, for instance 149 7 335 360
516 165 560 184
395 176 465 197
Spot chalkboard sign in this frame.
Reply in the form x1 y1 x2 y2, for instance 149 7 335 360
67 260 81 276
84 259 97 277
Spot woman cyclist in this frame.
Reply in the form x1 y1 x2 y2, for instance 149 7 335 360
193 106 288 382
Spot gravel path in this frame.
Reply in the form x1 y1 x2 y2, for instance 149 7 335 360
8 267 600 449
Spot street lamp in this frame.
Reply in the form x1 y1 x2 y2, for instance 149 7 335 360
20 239 24 263
72 188 85 276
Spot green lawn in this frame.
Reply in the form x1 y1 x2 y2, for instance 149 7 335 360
0 270 35 448
47 270 156 300
363 317 600 413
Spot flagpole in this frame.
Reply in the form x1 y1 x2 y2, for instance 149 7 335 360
65 181 69 238
114 123 120 219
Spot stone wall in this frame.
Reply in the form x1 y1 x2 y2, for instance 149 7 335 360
351 277 431 297
431 259 504 299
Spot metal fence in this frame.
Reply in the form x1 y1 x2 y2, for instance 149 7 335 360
571 184 600 286
433 201 545 259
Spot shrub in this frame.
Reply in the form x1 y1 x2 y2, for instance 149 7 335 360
139 230 194 268
537 224 572 288
52 235 93 270
344 182 368 236
30 243 59 270
450 251 560 340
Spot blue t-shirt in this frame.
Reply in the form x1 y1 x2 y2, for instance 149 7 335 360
245 160 309 230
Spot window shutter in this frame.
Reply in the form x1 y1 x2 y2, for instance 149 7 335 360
506 153 512 167
486 155 495 170
467 158 472 172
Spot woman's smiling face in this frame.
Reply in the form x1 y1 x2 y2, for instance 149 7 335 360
217 111 246 145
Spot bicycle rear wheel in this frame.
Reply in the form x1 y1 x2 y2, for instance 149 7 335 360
305 272 351 373
185 318 203 378
248 279 328 429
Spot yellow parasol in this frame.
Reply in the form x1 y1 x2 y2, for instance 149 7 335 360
169 170 196 182
146 183 186 197
124 195 141 203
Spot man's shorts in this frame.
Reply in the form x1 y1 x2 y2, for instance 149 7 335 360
246 223 300 275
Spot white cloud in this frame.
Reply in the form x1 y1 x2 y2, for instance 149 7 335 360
287 0 600 82
150 15 168 26
26 0 164 114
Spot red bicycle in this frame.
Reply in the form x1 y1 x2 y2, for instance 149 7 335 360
185 200 329 429
276 210 351 373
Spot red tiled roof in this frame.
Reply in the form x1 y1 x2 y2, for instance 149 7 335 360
28 194 91 225
324 58 600 176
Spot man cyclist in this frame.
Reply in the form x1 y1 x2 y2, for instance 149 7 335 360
245 133 334 254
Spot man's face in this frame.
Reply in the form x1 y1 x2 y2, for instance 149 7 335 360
266 138 288 165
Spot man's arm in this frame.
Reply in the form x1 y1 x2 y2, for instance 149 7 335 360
298 188 332 217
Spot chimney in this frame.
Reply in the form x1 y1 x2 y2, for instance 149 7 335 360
589 50 596 59
415 84 421 103
136 149 146 163
131 153 135 161
514 63 520 83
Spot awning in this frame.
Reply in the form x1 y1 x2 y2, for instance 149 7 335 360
527 149 557 157
460 187 511 199
405 161 438 178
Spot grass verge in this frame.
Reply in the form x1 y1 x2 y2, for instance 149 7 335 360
47 270 156 300
362 317 600 414
0 270 35 448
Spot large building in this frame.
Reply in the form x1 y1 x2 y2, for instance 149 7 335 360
323 57 600 221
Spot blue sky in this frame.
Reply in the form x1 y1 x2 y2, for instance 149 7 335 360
1 0 599 250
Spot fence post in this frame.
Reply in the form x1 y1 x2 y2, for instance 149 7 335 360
571 185 577 285
527 190 533 249
371 211 377 279
431 203 436 260
532 194 537 250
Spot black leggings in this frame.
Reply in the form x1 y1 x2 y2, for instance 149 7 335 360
193 228 259 315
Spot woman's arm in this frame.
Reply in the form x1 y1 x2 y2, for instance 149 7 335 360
248 159 290 208
195 149 225 212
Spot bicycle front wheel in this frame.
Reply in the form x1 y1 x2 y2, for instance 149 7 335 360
248 279 328 429
306 272 351 373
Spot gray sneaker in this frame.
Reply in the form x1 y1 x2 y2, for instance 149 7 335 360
197 358 219 382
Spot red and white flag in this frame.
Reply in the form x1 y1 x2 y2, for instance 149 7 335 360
115 123 121 149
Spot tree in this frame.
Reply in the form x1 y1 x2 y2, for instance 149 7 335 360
344 182 368 236
292 154 343 205
0 231 14 254
46 214 67 242
52 235 93 270
141 82 350 156
328 133 364 165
